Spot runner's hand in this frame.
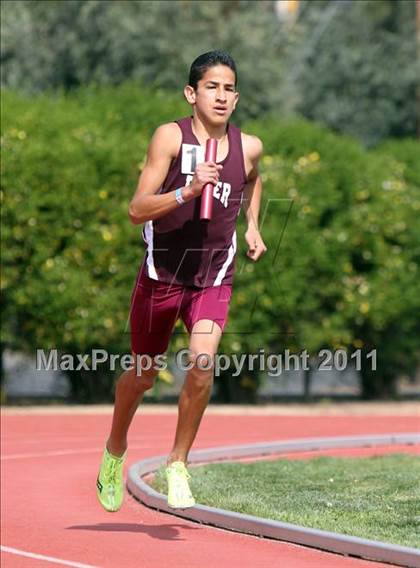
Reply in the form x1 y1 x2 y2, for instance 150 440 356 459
188 162 223 197
245 228 267 262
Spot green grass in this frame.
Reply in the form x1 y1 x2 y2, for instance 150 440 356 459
151 453 420 548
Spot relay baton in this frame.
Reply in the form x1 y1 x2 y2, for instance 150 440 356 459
200 138 218 220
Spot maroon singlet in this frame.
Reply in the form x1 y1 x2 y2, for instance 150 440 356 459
141 116 247 288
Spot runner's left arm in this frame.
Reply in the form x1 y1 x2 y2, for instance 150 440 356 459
242 137 267 262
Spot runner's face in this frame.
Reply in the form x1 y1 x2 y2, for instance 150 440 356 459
194 65 239 123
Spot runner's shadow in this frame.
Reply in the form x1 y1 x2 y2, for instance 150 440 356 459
67 523 199 540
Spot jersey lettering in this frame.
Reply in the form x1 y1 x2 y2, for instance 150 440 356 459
184 175 231 208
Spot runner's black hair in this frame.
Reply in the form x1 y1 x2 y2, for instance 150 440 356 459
189 50 237 90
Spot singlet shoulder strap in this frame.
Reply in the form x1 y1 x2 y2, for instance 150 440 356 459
226 122 247 184
175 116 196 145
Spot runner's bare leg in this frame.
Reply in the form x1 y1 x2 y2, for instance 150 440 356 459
167 319 222 464
106 361 158 457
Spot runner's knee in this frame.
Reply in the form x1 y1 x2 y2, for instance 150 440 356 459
189 349 214 370
188 350 215 387
131 366 157 392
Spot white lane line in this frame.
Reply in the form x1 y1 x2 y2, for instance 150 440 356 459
1 436 112 444
1 545 99 568
1 439 239 461
1 435 169 445
1 444 152 461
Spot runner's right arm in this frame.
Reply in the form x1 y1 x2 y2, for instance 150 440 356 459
128 123 222 225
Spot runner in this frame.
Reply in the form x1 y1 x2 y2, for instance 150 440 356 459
97 50 267 511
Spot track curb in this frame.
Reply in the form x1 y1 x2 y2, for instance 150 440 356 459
127 433 420 567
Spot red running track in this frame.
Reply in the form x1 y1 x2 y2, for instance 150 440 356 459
1 410 419 568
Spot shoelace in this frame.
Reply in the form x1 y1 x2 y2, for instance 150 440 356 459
168 464 193 501
169 462 191 480
105 458 121 488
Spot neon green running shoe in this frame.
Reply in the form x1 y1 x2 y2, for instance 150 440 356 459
96 446 127 512
165 461 196 509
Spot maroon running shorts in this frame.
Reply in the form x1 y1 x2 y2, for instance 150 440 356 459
130 267 232 356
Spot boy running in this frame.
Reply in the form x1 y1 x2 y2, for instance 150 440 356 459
97 50 266 511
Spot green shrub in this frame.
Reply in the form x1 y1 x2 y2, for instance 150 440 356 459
2 84 418 401
1 82 188 399
221 116 420 399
